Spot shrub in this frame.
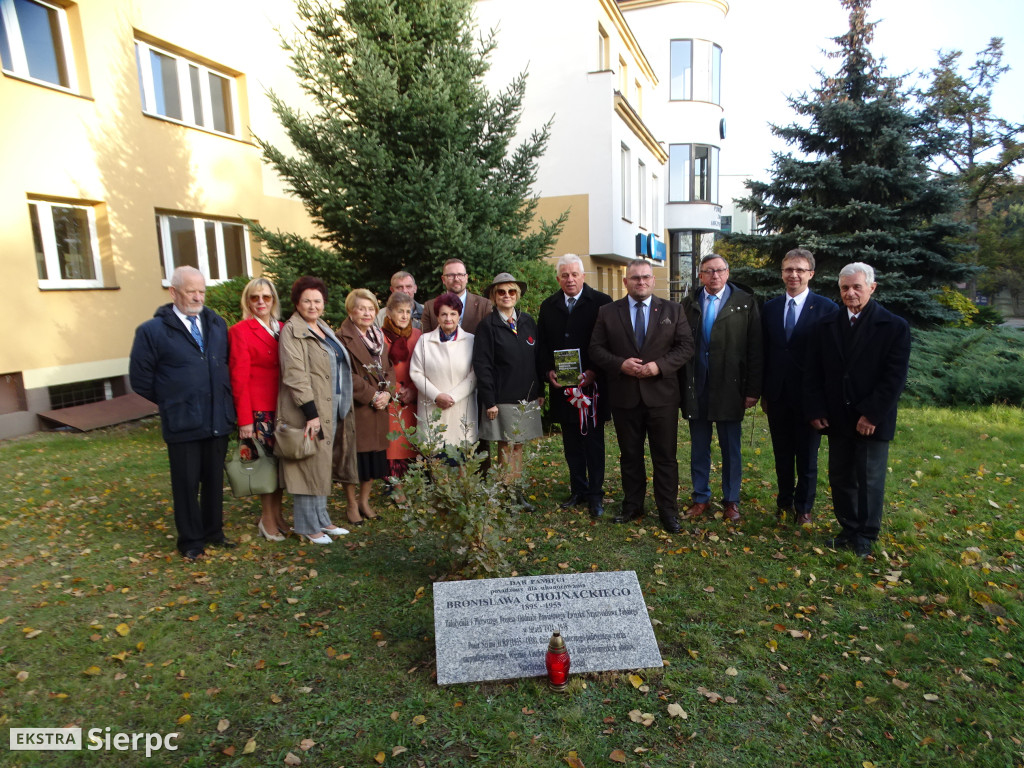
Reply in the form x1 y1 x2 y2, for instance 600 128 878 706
934 286 979 328
905 328 1024 406
973 305 1005 327
204 275 249 326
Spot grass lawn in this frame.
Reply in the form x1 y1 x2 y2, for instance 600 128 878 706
1 405 1022 767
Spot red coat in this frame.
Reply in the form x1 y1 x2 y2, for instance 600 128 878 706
385 327 422 461
229 318 280 425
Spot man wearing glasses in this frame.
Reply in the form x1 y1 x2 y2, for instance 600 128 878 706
681 254 763 525
421 258 493 334
590 259 694 533
761 249 837 528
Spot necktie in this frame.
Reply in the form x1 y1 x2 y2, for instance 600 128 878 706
850 315 858 328
188 315 204 352
634 302 646 349
703 295 718 343
508 316 517 335
567 296 576 314
785 298 796 341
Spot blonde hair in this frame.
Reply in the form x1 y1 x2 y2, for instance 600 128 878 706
345 288 379 315
240 277 280 320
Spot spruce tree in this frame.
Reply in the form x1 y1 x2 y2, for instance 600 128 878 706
252 0 564 318
728 0 972 326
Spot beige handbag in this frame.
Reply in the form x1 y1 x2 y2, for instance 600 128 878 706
274 420 318 460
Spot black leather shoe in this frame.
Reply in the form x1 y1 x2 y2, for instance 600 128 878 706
560 493 586 510
825 533 854 550
853 537 874 558
613 508 644 524
183 548 205 561
207 538 238 549
589 500 604 519
659 513 681 534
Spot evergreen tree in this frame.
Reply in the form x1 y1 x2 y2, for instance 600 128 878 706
252 0 564 320
727 0 972 326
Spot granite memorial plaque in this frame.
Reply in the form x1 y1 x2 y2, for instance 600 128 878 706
433 570 662 685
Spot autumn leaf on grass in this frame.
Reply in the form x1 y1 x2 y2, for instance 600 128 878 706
697 686 722 703
243 739 256 754
628 710 655 726
628 674 644 688
176 714 191 725
1015 529 1024 542
667 703 688 719
392 746 407 756
16 671 28 682
299 739 316 751
725 667 738 676
412 714 427 725
564 751 586 768
221 745 236 757
83 666 101 676
217 719 229 733
609 749 627 763
115 623 130 636
284 752 302 765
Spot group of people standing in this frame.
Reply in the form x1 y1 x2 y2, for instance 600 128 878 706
129 246 909 563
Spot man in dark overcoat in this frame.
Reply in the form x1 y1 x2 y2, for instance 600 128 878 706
805 262 911 558
536 254 613 517
680 254 763 524
130 266 236 561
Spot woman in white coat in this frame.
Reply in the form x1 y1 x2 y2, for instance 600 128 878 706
409 292 478 450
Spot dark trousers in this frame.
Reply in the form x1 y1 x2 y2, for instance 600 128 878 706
827 433 889 542
611 404 679 516
766 400 823 512
166 435 229 553
559 417 606 501
688 417 743 504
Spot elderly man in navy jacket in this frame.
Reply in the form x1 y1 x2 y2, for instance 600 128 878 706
805 262 911 558
762 248 838 527
130 266 236 561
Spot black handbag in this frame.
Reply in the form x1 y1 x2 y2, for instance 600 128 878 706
224 438 279 498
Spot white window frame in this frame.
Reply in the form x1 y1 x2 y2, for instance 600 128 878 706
155 213 251 286
135 39 239 136
0 0 78 91
31 200 103 290
620 144 632 222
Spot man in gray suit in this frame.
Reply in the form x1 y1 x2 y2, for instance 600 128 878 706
590 259 694 533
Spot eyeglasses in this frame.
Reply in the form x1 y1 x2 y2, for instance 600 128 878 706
628 275 654 282
782 268 810 275
443 272 467 279
249 294 273 302
494 288 519 297
700 268 728 276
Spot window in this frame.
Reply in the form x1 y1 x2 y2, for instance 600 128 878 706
597 24 609 70
620 144 632 221
669 40 691 101
669 144 719 204
670 39 722 105
155 213 250 285
30 200 102 289
135 39 237 135
637 159 647 230
634 79 643 115
618 55 628 95
0 0 76 90
652 174 660 233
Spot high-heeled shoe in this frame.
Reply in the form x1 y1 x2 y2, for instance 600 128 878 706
321 526 350 537
258 520 286 542
359 504 377 520
345 504 364 526
300 533 332 545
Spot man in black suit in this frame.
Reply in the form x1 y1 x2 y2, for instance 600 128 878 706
537 255 613 518
130 266 237 561
805 262 911 558
762 248 838 527
590 259 694 533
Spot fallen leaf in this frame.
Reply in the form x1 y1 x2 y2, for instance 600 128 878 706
243 739 256 754
390 711 400 721
24 629 43 639
565 751 586 768
270 694 282 704
628 674 644 688
115 623 130 636
16 671 29 682
412 714 427 725
892 679 910 690
284 752 302 765
83 666 101 676
392 746 407 756
374 752 386 765
982 658 1000 666
923 694 939 702
609 749 627 763
667 703 688 719
725 667 738 676
628 710 643 723
217 719 229 733
221 746 236 757
703 586 715 593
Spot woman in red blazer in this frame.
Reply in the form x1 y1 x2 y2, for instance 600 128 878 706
229 277 287 541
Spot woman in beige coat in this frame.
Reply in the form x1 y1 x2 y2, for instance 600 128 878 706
409 292 478 450
278 276 353 544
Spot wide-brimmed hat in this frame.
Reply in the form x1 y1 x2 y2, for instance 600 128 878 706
484 272 527 299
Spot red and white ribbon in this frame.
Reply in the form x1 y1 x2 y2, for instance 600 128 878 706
565 384 598 435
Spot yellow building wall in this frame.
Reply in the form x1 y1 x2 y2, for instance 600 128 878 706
1 0 315 391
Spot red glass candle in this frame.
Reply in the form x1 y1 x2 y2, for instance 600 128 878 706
545 631 571 692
